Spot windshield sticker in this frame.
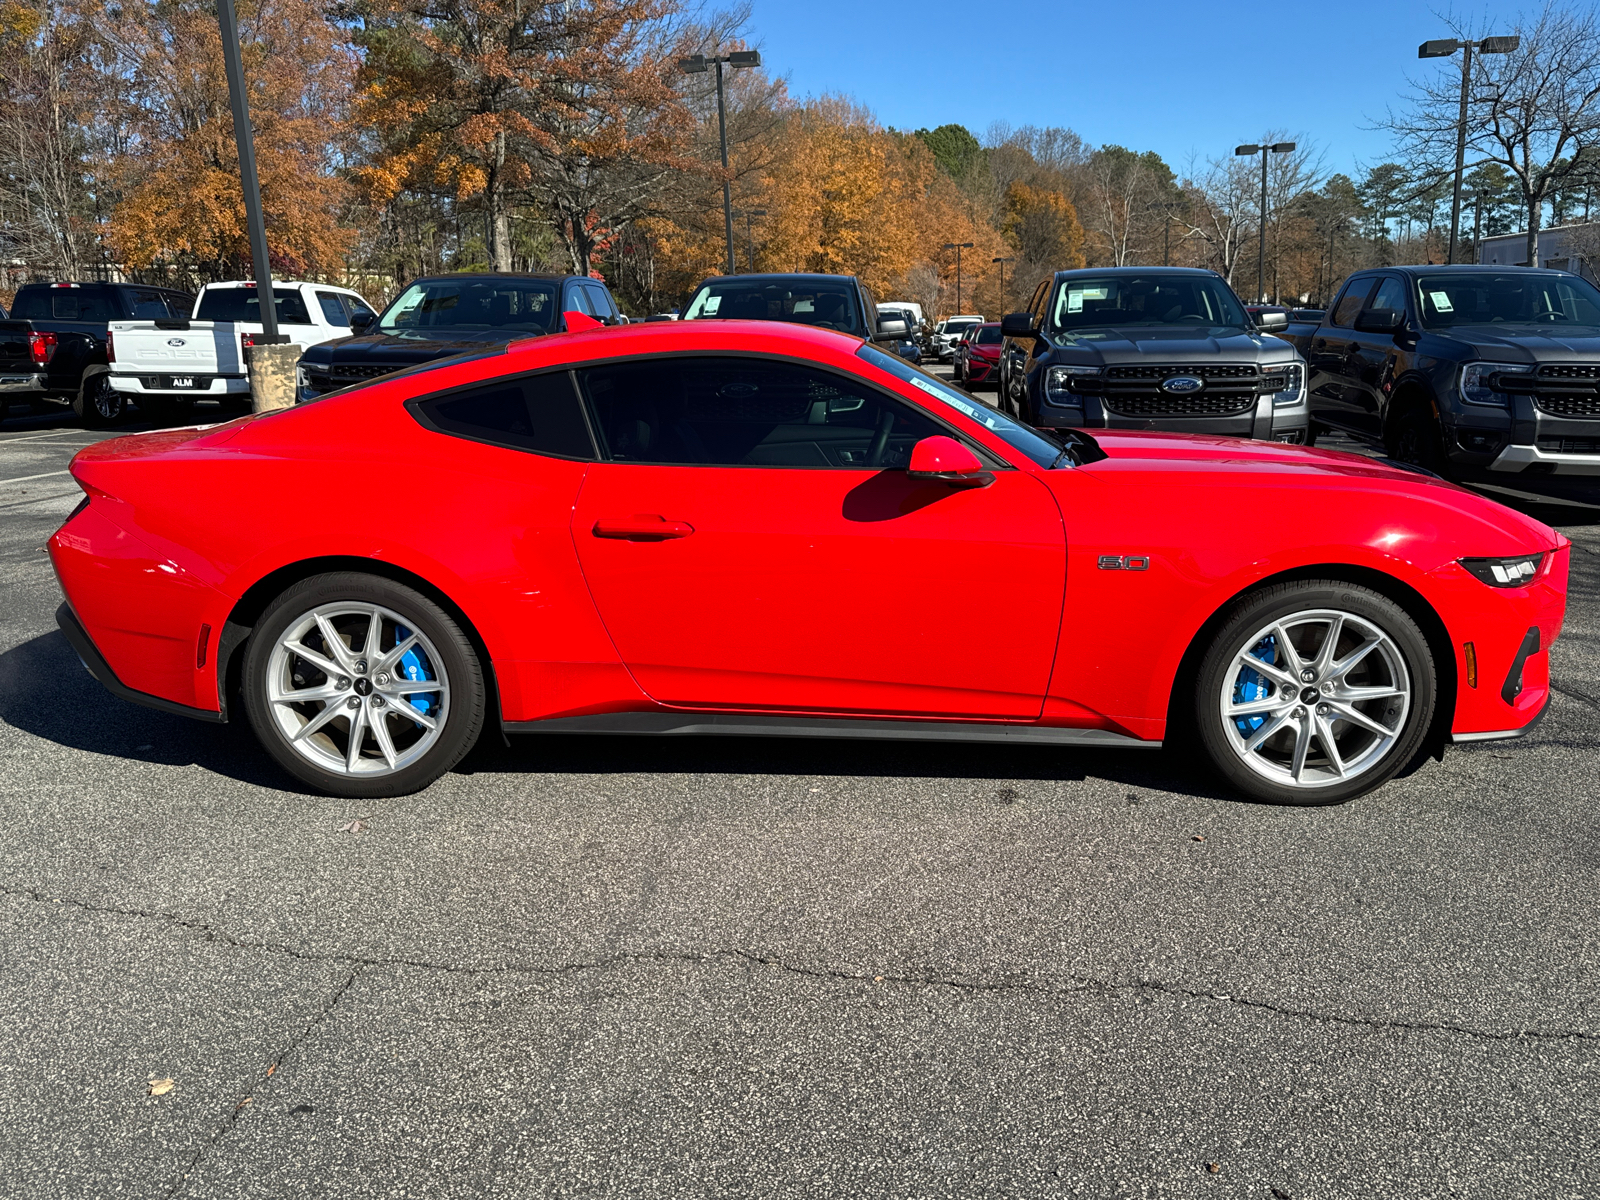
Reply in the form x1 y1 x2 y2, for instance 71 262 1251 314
1428 290 1453 312
907 375 1004 429
702 295 721 314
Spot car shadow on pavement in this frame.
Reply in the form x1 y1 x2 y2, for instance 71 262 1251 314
0 629 287 788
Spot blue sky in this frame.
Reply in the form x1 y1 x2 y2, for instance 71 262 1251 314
744 0 1526 181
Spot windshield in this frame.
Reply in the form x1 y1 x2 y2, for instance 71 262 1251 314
975 325 1002 344
1415 272 1600 329
855 343 1085 468
196 287 311 325
1048 274 1249 332
379 279 558 334
945 320 977 335
683 278 863 335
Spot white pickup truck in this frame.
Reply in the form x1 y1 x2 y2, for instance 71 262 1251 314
108 280 377 421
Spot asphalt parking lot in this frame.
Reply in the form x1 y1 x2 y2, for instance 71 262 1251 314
1 401 1596 1199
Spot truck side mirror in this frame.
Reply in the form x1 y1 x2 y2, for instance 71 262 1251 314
1255 311 1289 331
349 311 374 333
875 314 909 341
1000 312 1039 338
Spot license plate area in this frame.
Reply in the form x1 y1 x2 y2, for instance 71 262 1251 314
169 376 196 388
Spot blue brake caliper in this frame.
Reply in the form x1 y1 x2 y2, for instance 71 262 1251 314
1232 635 1277 735
393 624 436 723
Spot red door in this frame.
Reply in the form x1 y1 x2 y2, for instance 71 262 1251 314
571 464 1066 718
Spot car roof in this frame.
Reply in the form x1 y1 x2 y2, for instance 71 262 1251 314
1368 264 1578 277
405 272 588 284
692 273 857 286
1054 267 1220 279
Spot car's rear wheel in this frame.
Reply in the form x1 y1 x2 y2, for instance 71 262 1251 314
243 572 485 798
1194 582 1435 806
74 373 125 427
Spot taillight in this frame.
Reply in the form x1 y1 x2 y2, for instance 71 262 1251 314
29 331 57 366
241 333 255 349
105 329 115 363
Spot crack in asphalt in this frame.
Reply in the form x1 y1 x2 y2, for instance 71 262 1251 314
5 883 1594 1046
1551 681 1600 712
166 966 364 1198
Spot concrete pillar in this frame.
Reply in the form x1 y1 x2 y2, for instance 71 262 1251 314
248 342 300 413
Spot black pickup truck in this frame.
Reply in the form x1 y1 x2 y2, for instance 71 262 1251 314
0 281 194 425
1276 265 1600 482
297 273 624 401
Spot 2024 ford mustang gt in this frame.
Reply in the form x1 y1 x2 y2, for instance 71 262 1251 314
50 321 1567 805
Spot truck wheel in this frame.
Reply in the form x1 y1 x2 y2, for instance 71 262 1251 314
74 374 126 427
1386 406 1449 477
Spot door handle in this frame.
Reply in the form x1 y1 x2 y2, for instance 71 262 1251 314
592 515 695 541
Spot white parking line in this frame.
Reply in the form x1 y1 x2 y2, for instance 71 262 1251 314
0 469 72 485
0 429 85 445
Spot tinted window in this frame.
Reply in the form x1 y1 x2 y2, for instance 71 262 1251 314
381 279 558 333
1369 276 1407 315
415 372 594 459
347 296 376 322
682 279 865 335
129 290 170 319
1330 278 1375 327
50 288 117 321
1048 274 1248 331
1414 271 1600 328
316 291 349 325
11 289 48 320
975 326 1002 344
196 287 312 324
578 356 946 469
582 283 617 321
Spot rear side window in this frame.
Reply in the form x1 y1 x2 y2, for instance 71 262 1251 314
196 287 312 325
316 291 349 325
1330 278 1375 327
10 289 47 320
413 372 596 460
42 287 118 320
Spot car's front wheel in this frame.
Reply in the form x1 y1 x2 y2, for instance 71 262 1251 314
1194 581 1436 806
243 572 485 798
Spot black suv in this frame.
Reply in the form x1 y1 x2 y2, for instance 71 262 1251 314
298 273 623 401
999 268 1308 443
1276 265 1600 480
0 280 194 424
681 273 907 342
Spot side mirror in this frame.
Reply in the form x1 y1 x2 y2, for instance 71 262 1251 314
906 435 993 488
1354 308 1404 334
875 314 909 341
349 310 375 333
1255 310 1289 331
1001 311 1039 339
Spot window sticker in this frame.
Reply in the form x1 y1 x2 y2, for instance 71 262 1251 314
1065 285 1108 314
703 295 721 314
1429 291 1453 313
907 374 1004 430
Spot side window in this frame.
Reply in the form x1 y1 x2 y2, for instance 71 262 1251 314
563 284 593 315
129 290 170 319
1369 276 1407 315
167 292 196 317
1029 280 1050 323
11 290 47 319
315 291 350 325
582 283 616 322
577 356 949 469
53 288 116 320
345 296 376 323
413 373 595 460
1330 278 1376 328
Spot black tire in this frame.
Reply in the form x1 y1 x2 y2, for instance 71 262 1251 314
1304 422 1321 447
242 572 485 798
73 373 126 427
1386 405 1449 476
1193 580 1436 806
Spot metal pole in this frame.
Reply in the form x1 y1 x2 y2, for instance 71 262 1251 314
745 211 753 271
1163 214 1170 266
998 259 1005 310
1447 42 1473 264
715 61 735 275
217 0 279 341
955 245 962 314
1474 190 1485 262
1258 149 1268 304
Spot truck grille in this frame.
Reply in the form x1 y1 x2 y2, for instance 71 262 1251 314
330 364 399 382
1527 364 1600 418
1098 363 1261 418
1536 437 1600 454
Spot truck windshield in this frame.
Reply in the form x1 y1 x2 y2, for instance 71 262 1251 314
379 279 559 333
1048 274 1249 332
196 287 312 324
1415 272 1600 329
684 279 864 335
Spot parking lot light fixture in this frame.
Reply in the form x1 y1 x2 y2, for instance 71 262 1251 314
216 0 280 343
1236 142 1296 304
1419 34 1520 265
943 241 975 315
992 256 1014 314
679 49 763 275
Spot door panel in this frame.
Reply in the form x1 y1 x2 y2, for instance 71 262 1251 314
1307 277 1376 434
571 465 1066 717
1343 275 1409 437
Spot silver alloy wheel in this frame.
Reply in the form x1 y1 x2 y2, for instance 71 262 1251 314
264 602 450 777
1218 608 1410 791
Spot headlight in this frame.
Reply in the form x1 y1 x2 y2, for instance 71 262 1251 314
1263 361 1305 407
1460 362 1533 407
1045 365 1100 405
1458 553 1547 587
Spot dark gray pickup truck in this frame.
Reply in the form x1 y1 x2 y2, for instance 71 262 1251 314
1277 265 1600 481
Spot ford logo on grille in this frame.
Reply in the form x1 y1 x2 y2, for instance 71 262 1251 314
167 338 186 347
1161 375 1204 394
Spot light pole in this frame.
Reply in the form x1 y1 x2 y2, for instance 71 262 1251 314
216 0 280 342
1235 141 1295 303
678 50 762 275
1419 35 1519 264
992 256 1014 315
943 241 974 315
731 208 766 272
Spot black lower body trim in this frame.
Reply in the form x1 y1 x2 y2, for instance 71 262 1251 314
56 602 226 723
1451 690 1550 744
1501 625 1541 706
505 711 1159 748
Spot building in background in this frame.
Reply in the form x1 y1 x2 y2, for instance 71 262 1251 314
1477 223 1599 281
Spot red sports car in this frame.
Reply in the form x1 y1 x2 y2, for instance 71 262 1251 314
955 321 1003 389
50 321 1567 805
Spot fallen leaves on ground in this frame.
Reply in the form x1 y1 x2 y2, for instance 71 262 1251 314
339 819 368 835
148 1078 174 1096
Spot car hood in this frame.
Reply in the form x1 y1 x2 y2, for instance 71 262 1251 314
1074 429 1561 555
1434 325 1600 361
1047 325 1292 362
300 327 540 367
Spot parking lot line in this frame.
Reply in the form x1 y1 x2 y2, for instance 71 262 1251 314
0 430 85 445
0 470 72 485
